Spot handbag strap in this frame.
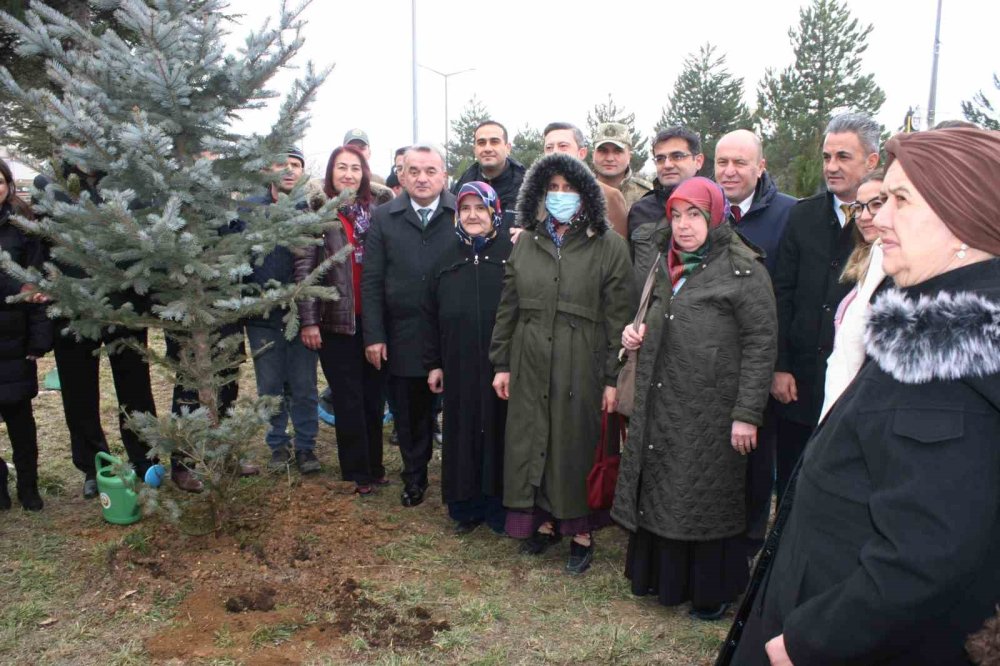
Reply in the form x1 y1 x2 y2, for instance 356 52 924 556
594 411 609 465
594 412 625 464
633 252 661 327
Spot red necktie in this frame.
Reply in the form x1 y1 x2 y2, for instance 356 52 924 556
730 204 742 223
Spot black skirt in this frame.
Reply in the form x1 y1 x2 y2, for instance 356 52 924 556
624 527 750 608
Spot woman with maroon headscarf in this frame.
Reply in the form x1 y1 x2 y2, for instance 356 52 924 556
611 176 777 620
721 128 1000 665
296 145 386 494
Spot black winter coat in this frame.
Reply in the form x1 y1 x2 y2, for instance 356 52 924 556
729 259 1000 666
451 158 525 227
612 225 776 540
627 184 675 286
423 230 513 503
772 192 855 425
0 204 53 404
733 172 796 276
361 191 458 377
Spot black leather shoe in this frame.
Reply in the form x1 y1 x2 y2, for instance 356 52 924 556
83 477 99 499
566 538 594 575
454 520 482 535
400 484 426 507
689 603 730 621
520 530 561 555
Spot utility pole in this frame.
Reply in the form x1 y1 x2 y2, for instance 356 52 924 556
411 0 418 143
418 65 475 167
927 0 943 128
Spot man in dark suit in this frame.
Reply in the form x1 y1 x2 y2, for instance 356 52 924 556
362 144 457 507
715 129 797 555
771 113 879 504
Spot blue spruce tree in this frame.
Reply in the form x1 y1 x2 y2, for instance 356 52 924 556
0 0 347 529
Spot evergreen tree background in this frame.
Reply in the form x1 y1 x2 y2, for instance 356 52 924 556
586 94 649 174
962 73 1000 130
0 0 342 529
753 0 885 197
444 95 490 176
510 124 543 169
656 43 751 178
0 0 123 159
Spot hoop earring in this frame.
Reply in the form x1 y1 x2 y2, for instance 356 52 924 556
957 243 968 260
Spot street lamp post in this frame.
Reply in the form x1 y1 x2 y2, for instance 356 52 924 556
418 65 475 167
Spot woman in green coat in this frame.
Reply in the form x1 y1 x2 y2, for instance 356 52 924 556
611 177 776 620
490 152 636 575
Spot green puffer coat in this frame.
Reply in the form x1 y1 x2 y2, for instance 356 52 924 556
490 153 637 520
611 223 777 540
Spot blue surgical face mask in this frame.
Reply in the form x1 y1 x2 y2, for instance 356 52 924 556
545 191 581 223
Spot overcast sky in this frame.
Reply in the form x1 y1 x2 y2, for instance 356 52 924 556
221 0 997 179
7 0 997 182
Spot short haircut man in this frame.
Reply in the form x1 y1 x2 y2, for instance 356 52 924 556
451 120 523 223
591 122 651 207
362 142 458 508
626 125 703 284
541 122 628 237
771 112 879 505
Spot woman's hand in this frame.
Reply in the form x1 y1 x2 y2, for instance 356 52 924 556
300 325 322 350
621 323 645 351
493 372 510 400
19 284 50 304
765 635 794 665
427 368 444 394
731 420 758 455
602 386 618 413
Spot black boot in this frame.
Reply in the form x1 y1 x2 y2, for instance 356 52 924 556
15 465 43 512
0 460 10 510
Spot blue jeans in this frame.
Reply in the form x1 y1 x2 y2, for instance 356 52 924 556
246 323 319 452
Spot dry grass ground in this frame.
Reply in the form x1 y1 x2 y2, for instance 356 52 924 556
0 331 729 665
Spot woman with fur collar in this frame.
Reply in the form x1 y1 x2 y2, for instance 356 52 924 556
489 152 636 575
723 127 1000 666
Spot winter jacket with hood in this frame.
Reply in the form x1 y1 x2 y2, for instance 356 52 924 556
611 223 777 540
728 258 1000 666
489 153 636 519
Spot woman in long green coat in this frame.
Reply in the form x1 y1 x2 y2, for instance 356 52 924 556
490 152 636 575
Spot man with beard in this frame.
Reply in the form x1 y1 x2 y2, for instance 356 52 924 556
451 121 525 225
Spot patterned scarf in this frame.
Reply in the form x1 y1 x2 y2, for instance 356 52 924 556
664 177 729 289
455 181 503 253
342 202 372 264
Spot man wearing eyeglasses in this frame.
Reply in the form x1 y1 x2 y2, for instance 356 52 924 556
770 112 879 507
627 126 703 284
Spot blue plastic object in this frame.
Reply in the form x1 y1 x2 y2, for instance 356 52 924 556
144 463 166 488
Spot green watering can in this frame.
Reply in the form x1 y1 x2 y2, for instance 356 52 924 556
95 452 141 525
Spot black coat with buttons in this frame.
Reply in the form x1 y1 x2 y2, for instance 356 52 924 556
728 260 1000 665
422 229 512 504
611 224 777 540
361 190 458 377
772 192 855 425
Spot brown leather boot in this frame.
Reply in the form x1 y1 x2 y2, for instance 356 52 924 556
172 468 204 493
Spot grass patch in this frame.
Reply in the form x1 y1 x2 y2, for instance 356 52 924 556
249 621 301 648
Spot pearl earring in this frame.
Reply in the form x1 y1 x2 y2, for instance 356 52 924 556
957 243 968 260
